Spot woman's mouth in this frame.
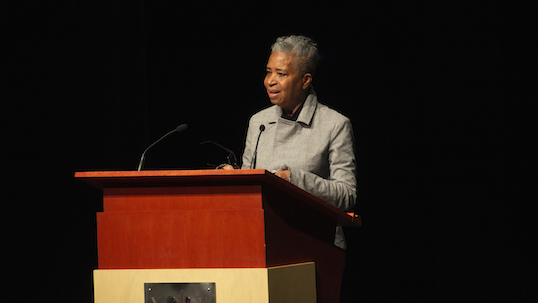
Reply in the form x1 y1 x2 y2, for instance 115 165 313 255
267 90 280 99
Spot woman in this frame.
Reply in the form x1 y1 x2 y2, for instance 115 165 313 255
237 35 357 248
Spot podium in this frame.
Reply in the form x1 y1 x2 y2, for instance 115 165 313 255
76 169 361 303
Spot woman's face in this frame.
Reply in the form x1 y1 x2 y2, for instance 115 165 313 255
264 51 311 115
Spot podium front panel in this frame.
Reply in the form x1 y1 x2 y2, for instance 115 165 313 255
97 185 267 269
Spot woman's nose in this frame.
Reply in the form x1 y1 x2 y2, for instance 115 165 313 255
266 74 276 86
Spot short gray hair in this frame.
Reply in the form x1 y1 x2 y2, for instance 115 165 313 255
271 35 320 76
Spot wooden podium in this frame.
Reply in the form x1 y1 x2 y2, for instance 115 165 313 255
76 169 361 303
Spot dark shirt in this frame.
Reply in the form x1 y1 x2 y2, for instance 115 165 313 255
281 102 305 121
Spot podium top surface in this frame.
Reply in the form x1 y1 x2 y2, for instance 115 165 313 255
75 169 361 227
75 168 268 179
75 169 273 188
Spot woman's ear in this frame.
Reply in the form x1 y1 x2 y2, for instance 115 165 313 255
302 73 313 90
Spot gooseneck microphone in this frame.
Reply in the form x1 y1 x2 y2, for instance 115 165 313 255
137 123 188 171
199 140 239 168
250 124 265 169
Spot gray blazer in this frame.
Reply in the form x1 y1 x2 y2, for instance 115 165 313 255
241 88 357 248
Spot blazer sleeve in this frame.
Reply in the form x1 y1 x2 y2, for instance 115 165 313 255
289 118 357 211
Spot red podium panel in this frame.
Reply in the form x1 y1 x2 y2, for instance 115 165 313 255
76 169 361 302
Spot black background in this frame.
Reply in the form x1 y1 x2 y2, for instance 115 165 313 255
6 1 534 302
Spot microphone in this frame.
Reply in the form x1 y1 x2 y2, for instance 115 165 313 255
251 124 265 169
199 140 239 168
137 123 188 171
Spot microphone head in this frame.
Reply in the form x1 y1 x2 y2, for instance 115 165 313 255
259 124 265 132
176 123 188 132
